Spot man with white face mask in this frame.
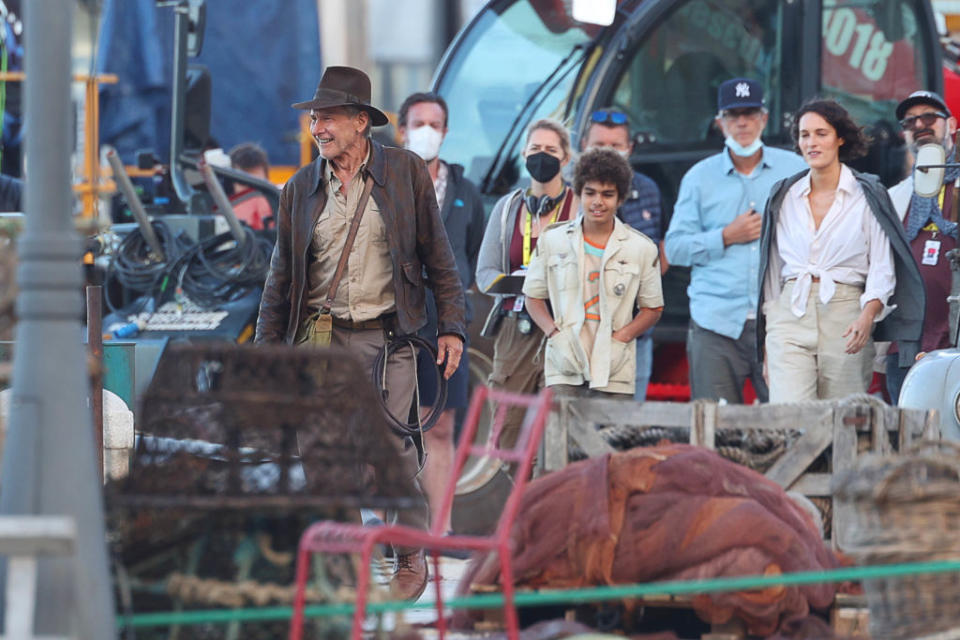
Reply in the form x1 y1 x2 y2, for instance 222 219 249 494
397 91 485 537
665 78 806 403
580 107 665 401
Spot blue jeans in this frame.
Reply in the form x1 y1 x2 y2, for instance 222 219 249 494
634 334 653 402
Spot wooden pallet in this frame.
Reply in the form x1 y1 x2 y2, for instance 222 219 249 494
539 396 940 548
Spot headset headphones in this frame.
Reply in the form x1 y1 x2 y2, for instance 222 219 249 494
524 190 566 218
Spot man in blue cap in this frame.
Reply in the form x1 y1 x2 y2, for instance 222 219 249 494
665 78 806 403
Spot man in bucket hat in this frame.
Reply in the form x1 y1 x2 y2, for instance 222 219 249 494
255 66 467 600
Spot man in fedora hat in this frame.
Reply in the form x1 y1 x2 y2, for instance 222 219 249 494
255 66 467 600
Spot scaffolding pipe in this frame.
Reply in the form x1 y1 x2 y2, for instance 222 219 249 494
168 0 193 204
198 160 247 247
106 149 166 260
0 1 117 638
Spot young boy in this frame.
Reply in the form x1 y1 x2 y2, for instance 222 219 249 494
523 148 663 396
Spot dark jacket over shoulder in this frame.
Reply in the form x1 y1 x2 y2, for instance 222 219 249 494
439 162 485 294
254 139 467 344
756 168 924 366
421 161 485 328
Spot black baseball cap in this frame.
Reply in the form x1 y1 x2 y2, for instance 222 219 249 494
896 90 951 120
717 78 764 112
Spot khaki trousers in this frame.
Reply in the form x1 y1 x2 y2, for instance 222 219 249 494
765 281 874 403
488 315 546 449
297 321 429 543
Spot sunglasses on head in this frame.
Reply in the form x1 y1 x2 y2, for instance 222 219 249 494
899 111 948 130
591 109 628 125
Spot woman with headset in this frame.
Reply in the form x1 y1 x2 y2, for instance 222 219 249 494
476 118 577 449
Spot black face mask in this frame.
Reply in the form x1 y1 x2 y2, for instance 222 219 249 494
525 151 562 183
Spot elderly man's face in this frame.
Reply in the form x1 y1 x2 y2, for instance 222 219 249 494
310 107 367 161
903 103 956 153
716 107 768 148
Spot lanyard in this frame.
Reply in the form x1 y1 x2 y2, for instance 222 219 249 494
522 192 564 266
939 179 958 223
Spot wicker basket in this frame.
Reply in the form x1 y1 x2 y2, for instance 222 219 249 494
834 441 960 640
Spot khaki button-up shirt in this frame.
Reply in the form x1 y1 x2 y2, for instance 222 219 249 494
307 155 396 321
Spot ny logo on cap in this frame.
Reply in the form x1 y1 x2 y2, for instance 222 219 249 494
735 82 751 98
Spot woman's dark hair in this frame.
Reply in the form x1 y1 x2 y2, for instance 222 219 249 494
573 148 633 201
791 99 869 162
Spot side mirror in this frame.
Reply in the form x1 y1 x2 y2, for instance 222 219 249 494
914 143 946 197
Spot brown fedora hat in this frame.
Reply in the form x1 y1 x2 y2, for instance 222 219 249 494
292 66 388 127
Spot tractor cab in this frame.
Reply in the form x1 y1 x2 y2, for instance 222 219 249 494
435 0 943 344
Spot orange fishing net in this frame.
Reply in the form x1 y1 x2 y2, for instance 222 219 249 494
457 444 840 636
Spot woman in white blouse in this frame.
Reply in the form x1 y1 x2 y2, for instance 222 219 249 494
758 100 905 403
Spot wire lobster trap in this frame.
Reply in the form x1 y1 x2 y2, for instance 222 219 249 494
107 343 422 639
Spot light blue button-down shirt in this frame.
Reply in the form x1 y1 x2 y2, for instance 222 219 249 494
665 146 807 339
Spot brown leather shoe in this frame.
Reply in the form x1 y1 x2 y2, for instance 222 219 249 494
389 550 428 601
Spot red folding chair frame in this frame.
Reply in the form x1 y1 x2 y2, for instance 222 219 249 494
290 385 554 640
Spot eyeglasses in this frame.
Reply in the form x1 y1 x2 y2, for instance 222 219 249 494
721 108 763 121
899 111 948 130
590 109 628 125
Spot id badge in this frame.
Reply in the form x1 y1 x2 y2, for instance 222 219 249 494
922 239 941 266
512 294 525 312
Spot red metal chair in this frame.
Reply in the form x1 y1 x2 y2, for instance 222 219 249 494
289 385 554 640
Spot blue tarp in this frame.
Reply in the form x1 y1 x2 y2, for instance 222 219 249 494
97 0 321 166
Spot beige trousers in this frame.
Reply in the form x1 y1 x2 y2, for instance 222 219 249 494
765 281 874 403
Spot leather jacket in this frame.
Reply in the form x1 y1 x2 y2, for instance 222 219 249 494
255 139 466 344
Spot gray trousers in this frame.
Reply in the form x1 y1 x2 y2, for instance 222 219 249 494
687 319 768 404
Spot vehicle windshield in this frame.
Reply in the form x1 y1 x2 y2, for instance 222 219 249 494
607 0 789 149
435 1 593 189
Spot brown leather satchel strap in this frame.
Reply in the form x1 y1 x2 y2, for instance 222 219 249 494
322 173 375 313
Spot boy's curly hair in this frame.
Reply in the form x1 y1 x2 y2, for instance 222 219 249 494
573 148 633 201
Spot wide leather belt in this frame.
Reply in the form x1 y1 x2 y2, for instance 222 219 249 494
331 314 393 331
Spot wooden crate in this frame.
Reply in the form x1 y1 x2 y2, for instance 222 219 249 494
539 395 940 547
